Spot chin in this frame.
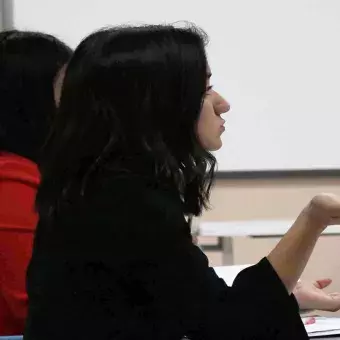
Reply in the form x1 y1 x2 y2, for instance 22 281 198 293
207 139 223 152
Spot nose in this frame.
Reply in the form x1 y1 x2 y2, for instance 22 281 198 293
213 91 230 115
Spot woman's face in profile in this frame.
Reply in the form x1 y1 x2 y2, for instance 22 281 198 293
197 69 230 151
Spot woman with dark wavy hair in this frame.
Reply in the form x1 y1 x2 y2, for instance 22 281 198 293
0 30 72 336
25 24 340 340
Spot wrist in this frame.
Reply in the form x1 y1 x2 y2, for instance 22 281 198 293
302 202 327 233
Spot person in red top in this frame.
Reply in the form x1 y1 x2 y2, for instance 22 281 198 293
0 30 72 335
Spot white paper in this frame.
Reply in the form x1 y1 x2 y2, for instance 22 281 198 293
303 317 340 337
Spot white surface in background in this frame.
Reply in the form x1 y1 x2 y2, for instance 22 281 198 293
200 220 340 237
213 264 251 285
10 0 340 172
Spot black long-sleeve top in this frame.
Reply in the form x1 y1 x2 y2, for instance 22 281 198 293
24 173 308 340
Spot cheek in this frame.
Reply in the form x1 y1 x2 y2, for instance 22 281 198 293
197 102 209 135
197 100 215 147
54 85 61 106
54 68 66 106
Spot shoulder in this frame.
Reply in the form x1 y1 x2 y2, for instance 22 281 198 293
90 171 184 217
0 152 39 231
46 172 191 257
56 171 188 236
0 152 40 186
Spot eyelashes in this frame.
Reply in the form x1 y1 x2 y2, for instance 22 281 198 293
205 85 214 97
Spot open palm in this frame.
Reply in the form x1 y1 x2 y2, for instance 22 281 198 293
294 279 340 312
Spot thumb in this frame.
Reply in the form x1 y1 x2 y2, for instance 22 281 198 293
314 279 332 289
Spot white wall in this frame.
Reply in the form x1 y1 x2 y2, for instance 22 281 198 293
0 0 4 29
11 0 340 172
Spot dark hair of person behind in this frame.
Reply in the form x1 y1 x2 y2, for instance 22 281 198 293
0 30 72 162
36 24 217 221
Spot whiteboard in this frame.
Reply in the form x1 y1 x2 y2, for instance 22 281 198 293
11 0 340 172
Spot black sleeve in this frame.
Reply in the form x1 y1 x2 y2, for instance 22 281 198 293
205 257 307 339
83 183 309 340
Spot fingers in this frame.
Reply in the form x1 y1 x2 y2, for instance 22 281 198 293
329 292 340 299
314 279 332 289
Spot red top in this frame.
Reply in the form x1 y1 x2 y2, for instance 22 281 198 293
0 152 39 335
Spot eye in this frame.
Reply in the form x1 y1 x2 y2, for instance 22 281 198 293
206 85 214 93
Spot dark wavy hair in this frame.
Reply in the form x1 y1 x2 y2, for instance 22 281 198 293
37 24 217 220
0 30 72 161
